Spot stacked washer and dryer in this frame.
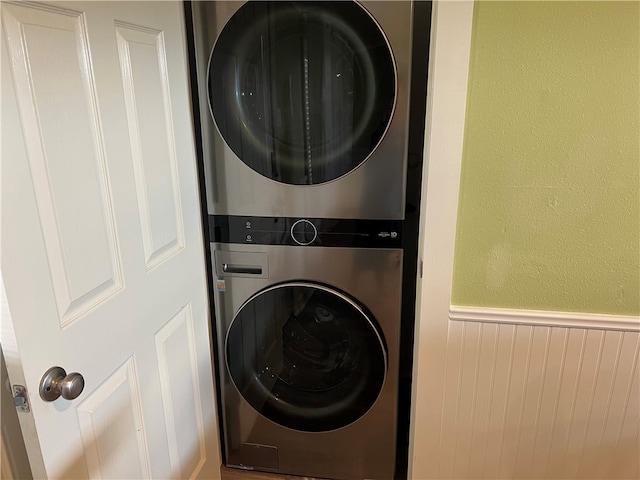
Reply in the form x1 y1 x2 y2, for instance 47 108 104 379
187 2 429 479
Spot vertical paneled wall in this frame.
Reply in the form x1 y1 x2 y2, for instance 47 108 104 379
437 323 639 479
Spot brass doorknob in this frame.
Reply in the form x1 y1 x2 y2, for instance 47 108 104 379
39 366 85 401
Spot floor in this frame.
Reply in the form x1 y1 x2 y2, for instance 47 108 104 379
220 465 327 480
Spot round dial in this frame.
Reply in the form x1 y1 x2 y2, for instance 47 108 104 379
291 219 318 246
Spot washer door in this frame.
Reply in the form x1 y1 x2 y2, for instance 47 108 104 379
208 1 396 185
226 282 387 432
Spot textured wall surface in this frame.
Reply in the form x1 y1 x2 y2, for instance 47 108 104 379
452 1 639 315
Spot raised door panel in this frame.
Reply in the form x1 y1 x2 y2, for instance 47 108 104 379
115 21 184 270
155 304 207 479
77 358 151 479
2 3 122 328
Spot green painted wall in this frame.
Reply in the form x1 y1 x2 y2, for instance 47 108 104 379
452 1 639 315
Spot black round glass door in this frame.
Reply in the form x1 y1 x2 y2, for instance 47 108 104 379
226 283 387 432
209 1 396 185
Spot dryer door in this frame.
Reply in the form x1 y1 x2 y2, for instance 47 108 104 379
226 282 387 432
208 1 396 185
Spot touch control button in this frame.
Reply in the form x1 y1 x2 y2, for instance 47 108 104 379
291 219 317 246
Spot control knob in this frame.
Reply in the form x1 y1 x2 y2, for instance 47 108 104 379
291 219 317 246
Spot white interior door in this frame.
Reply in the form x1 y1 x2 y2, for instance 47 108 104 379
1 1 221 478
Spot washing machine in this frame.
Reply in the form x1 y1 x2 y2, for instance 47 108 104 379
210 216 403 479
189 1 415 220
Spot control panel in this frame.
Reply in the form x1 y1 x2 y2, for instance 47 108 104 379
210 215 402 248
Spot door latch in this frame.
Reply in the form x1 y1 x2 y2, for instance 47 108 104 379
12 384 30 413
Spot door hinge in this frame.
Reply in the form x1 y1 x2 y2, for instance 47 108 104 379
12 385 30 413
419 259 424 278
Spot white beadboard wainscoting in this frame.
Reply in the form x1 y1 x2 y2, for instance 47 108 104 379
437 312 640 479
412 308 640 479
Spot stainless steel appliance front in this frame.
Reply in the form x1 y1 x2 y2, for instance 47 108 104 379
212 243 402 479
190 1 414 219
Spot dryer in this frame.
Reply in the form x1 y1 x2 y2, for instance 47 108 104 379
190 1 414 220
210 217 403 479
